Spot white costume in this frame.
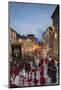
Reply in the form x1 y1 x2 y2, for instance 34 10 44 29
14 75 19 86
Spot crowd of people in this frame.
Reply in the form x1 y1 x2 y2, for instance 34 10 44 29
10 57 59 88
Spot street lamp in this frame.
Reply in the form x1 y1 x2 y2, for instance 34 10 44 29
27 39 31 41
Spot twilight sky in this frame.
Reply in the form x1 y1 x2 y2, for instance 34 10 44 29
9 2 57 41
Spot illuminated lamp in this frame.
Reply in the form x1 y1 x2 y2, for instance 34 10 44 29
18 38 22 42
27 39 31 41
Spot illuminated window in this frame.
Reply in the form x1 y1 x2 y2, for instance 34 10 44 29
27 39 31 41
12 32 16 39
13 32 15 37
55 32 57 39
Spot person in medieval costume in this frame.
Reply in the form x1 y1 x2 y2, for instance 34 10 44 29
13 72 20 88
43 59 48 84
39 59 45 85
10 64 18 87
32 66 38 86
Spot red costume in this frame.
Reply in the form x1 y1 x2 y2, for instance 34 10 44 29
32 67 38 85
10 65 18 84
39 65 45 85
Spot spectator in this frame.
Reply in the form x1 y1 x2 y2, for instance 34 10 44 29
48 59 57 83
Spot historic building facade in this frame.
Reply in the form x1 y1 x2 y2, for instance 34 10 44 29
17 34 38 56
42 28 49 58
9 28 17 44
9 28 17 61
51 5 59 59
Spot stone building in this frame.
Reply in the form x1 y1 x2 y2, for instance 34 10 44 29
9 28 17 61
42 28 49 58
51 5 59 59
17 34 38 56
9 28 17 44
42 6 59 59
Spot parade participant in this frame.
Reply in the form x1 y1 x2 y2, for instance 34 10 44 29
48 59 57 83
43 59 48 84
18 63 26 86
13 72 20 88
47 58 52 78
10 64 18 86
22 63 32 86
36 67 40 85
32 66 38 86
51 59 57 83
39 59 45 85
54 59 59 84
22 70 29 86
28 77 32 86
10 64 20 88
27 69 32 86
28 70 32 86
